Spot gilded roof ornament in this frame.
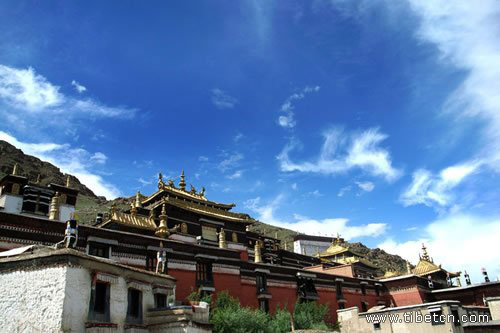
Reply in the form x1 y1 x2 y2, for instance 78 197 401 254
158 172 165 189
135 191 142 208
66 175 71 188
12 163 18 176
421 243 431 262
179 170 186 191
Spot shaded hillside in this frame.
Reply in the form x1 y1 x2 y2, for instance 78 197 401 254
0 140 97 197
1 140 408 273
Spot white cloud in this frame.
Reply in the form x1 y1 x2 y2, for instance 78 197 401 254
407 1 500 171
90 152 107 165
0 65 136 131
356 181 375 192
138 177 152 186
278 127 402 182
218 152 244 172
227 170 243 179
0 131 120 199
198 156 209 162
378 213 500 282
278 86 320 129
0 65 63 111
291 183 298 190
211 88 238 109
71 80 87 93
337 185 351 197
306 189 323 197
244 194 387 240
400 161 481 209
233 133 244 143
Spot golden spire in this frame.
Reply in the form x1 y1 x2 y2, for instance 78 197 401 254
219 228 227 249
155 203 169 238
135 191 142 208
66 175 71 188
421 243 430 261
406 260 412 274
179 169 186 191
12 163 18 176
456 277 462 287
254 240 262 263
49 192 60 220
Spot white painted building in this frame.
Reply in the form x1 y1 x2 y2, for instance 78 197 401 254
0 245 211 333
293 234 343 256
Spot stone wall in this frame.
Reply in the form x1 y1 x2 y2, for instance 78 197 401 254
0 265 68 332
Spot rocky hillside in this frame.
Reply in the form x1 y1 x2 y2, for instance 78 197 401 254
0 140 97 197
0 140 408 273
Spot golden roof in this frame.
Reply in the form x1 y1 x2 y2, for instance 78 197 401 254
151 196 254 223
318 239 363 258
413 259 442 276
100 211 157 231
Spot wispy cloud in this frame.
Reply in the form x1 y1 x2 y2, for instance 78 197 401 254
233 133 244 143
407 1 500 171
211 88 238 109
337 185 351 197
198 156 209 162
378 213 500 282
278 127 402 182
218 152 244 172
138 177 153 186
0 65 136 132
71 80 87 93
278 86 320 129
356 181 375 192
0 131 120 199
227 170 243 179
244 194 387 240
400 161 481 209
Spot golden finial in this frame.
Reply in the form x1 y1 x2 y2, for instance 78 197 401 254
421 243 430 261
155 204 168 238
12 163 18 176
135 191 142 208
49 192 60 220
219 228 227 249
179 169 186 191
315 246 320 257
66 175 71 188
254 240 262 263
406 260 412 274
456 277 462 287
36 174 41 184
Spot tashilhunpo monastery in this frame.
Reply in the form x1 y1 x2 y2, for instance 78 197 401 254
0 165 499 332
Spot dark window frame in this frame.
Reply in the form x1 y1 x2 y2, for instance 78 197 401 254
430 309 445 326
155 293 168 308
88 242 110 259
256 273 268 294
259 298 270 313
88 281 111 322
196 260 214 287
126 288 143 324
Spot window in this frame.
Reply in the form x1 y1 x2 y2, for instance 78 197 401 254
145 255 157 272
361 284 366 295
430 309 444 325
336 282 343 299
196 261 213 287
375 285 380 296
373 322 381 330
259 299 269 313
338 302 345 310
256 273 268 294
361 302 368 312
22 187 51 215
127 288 143 324
88 282 110 322
155 293 167 308
297 277 318 300
451 309 460 326
88 243 110 259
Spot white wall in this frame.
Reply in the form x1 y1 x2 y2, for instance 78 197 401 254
0 266 67 332
59 203 75 222
294 239 330 256
61 267 92 332
0 194 23 214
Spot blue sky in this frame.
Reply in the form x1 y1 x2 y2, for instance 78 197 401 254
1 1 499 281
